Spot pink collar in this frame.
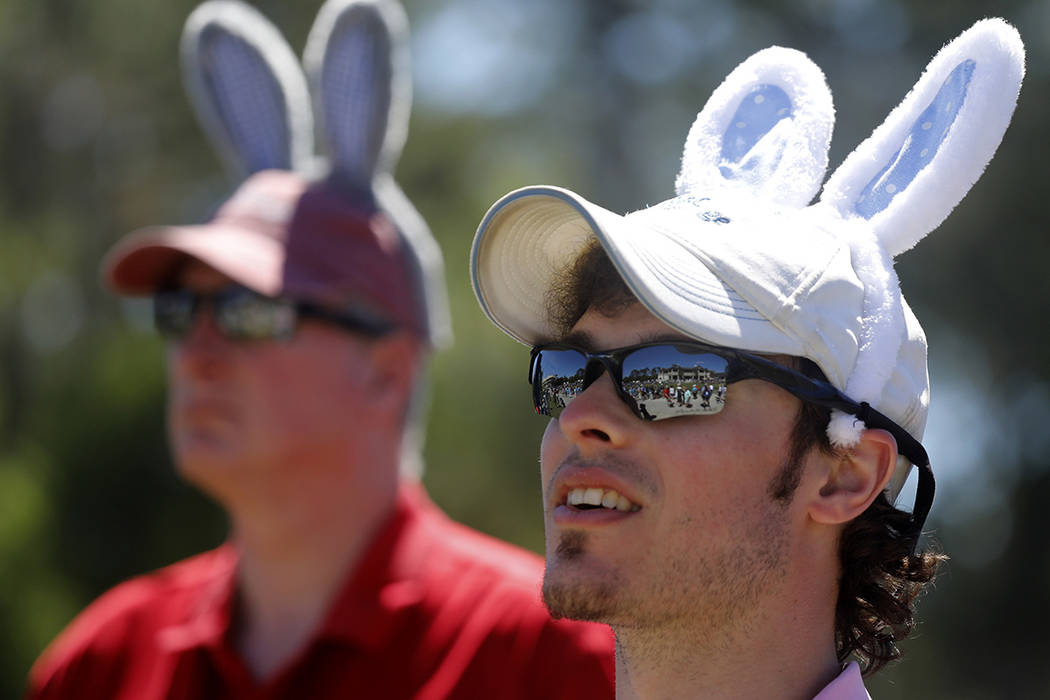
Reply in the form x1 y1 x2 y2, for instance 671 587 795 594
813 662 871 700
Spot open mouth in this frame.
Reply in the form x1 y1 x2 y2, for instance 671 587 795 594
564 487 640 513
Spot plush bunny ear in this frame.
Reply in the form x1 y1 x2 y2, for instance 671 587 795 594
820 18 1024 257
304 0 411 188
181 0 314 178
676 47 834 209
374 174 454 348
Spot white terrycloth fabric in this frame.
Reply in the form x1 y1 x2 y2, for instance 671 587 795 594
817 18 1026 447
471 19 1025 501
825 215 906 448
676 47 834 209
821 19 1027 258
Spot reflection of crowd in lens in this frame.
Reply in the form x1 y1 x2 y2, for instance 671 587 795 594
540 376 585 415
631 383 725 408
540 364 727 419
623 364 728 418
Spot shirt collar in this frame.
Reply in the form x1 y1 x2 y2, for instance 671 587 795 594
315 480 437 649
156 544 239 653
813 662 871 700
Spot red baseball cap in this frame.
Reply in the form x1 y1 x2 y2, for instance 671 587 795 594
104 169 434 341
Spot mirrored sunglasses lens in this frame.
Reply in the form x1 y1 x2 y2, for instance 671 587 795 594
533 349 588 418
214 290 296 340
153 291 195 338
621 345 729 420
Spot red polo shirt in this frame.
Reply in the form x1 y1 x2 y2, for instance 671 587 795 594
28 483 615 699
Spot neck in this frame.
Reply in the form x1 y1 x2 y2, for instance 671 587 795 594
613 556 842 700
224 451 403 680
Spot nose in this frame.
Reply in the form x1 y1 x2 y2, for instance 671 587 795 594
556 369 637 449
170 305 230 379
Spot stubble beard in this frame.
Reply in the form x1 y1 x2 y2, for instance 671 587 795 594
542 530 622 621
541 463 797 638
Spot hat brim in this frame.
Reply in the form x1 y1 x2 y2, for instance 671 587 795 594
471 185 804 356
103 223 286 297
471 185 920 502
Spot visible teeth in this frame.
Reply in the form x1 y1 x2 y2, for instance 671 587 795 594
565 487 640 512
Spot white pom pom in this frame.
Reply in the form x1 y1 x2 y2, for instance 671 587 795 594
827 409 864 449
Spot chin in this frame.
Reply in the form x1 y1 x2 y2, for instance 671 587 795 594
542 532 624 623
173 435 248 485
542 577 620 623
174 434 236 466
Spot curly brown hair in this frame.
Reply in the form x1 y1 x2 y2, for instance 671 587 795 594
546 240 946 675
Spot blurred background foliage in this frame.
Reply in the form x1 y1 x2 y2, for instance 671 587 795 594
0 0 1048 696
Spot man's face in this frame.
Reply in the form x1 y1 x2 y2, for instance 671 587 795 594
539 302 812 634
166 260 389 500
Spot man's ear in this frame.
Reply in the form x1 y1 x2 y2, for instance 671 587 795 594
808 428 897 525
364 332 421 402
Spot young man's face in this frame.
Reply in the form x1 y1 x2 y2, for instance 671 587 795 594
539 302 816 633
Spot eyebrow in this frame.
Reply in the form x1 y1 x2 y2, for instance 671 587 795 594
559 330 596 350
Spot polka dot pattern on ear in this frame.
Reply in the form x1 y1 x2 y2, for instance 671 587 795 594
854 60 975 220
718 84 794 187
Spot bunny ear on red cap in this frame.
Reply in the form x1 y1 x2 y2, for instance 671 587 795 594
180 0 315 179
108 0 452 350
304 0 412 190
304 0 451 348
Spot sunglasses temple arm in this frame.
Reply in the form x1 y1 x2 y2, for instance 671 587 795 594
909 459 935 547
298 303 395 336
856 403 936 551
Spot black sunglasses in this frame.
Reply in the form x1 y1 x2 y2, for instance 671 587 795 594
529 340 934 541
153 286 396 341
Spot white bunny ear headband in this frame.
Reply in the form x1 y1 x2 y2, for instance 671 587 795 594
176 0 451 347
471 19 1025 538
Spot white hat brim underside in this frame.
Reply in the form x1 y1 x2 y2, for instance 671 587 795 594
472 186 805 357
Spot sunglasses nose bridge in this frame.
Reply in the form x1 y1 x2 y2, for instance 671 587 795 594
186 292 210 325
581 356 614 391
580 353 646 421
179 293 227 342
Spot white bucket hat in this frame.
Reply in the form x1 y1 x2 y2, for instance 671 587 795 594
471 19 1024 516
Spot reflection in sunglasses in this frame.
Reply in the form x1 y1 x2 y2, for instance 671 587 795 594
532 345 731 422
